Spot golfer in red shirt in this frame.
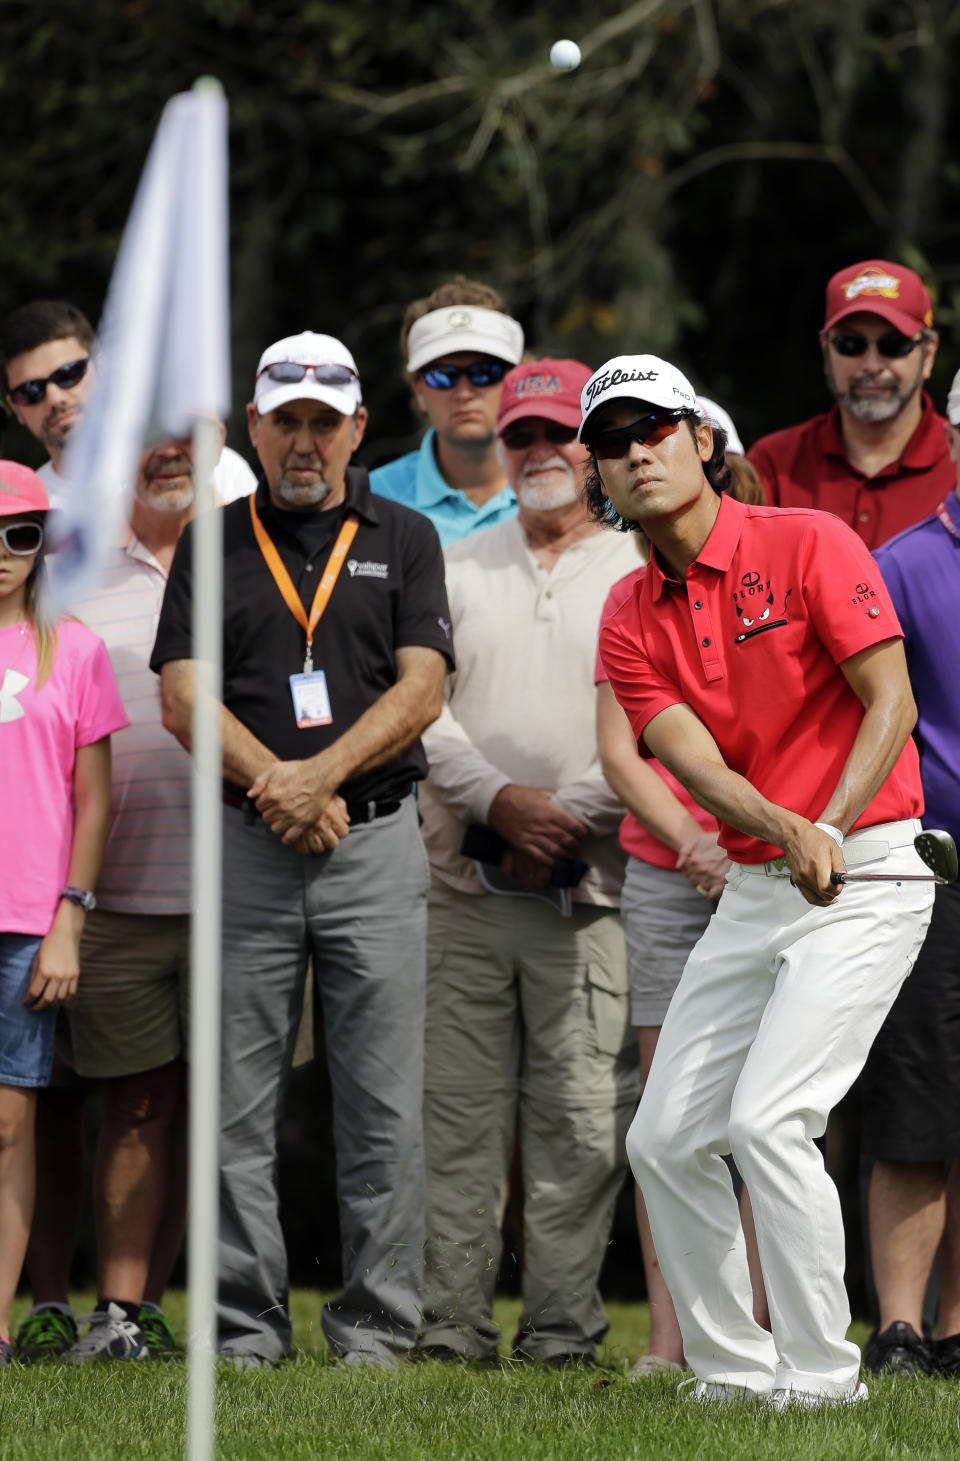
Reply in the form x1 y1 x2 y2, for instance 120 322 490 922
585 354 935 1407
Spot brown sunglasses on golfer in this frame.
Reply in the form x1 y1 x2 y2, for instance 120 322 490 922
584 409 694 460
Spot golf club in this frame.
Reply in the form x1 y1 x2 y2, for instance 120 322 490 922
830 828 958 886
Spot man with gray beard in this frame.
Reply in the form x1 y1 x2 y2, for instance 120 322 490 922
151 332 453 1368
415 358 640 1367
749 259 953 549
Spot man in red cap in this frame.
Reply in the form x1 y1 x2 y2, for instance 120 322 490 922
749 260 953 548
415 358 640 1367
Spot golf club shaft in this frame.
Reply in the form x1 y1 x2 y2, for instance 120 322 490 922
831 872 943 884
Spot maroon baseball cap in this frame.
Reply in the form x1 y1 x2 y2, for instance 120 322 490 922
0 460 49 516
823 259 934 337
496 358 592 435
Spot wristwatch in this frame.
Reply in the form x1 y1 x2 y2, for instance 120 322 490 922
60 886 96 913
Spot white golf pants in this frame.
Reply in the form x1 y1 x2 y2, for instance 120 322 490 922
627 819 934 1396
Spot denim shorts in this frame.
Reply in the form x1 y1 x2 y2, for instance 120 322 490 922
0 933 56 1087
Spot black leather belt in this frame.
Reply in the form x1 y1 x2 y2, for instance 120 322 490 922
222 787 404 824
345 799 403 824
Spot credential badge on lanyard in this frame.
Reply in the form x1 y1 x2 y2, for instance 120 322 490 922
248 494 360 727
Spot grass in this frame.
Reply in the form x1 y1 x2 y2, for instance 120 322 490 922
3 1293 959 1460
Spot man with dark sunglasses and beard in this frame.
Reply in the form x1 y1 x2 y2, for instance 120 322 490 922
415 359 640 1367
749 260 953 549
370 276 524 544
0 300 95 505
0 301 257 507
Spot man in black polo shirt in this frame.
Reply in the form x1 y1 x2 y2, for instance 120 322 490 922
151 331 453 1368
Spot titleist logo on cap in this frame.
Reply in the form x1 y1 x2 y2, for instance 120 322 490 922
584 366 659 407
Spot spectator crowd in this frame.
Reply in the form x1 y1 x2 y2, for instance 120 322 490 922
0 259 956 1391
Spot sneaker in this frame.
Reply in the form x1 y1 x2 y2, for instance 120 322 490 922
0 1337 14 1367
933 1332 960 1377
220 1352 282 1371
770 1380 868 1411
14 1306 78 1362
629 1353 686 1379
63 1302 149 1363
678 1376 761 1403
339 1349 402 1371
863 1321 934 1376
138 1305 180 1358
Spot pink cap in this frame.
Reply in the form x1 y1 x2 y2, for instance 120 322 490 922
496 358 593 435
0 461 50 516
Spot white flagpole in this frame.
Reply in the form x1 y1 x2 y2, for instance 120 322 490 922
187 413 223 1461
187 75 228 1461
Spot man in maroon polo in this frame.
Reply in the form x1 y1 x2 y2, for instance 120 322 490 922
749 260 953 549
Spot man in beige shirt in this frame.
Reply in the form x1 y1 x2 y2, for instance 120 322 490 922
418 358 640 1366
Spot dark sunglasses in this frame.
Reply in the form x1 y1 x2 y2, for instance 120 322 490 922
8 357 90 407
421 361 507 390
256 361 359 388
827 331 926 359
0 521 44 555
499 422 578 450
584 410 692 460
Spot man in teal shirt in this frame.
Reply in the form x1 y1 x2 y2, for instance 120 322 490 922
370 277 524 545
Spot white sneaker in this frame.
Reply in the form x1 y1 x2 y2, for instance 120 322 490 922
629 1354 686 1379
678 1376 762 1403
770 1380 868 1411
63 1302 148 1363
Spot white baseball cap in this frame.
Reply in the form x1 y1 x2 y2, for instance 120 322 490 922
947 367 960 425
696 397 745 455
578 354 698 442
253 331 362 417
406 305 524 374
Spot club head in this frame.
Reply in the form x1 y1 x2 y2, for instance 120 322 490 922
915 829 958 885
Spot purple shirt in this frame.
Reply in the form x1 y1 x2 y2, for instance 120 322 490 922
874 490 960 842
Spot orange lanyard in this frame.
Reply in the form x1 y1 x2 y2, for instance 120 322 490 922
248 493 359 674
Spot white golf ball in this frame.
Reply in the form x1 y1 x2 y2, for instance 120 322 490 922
549 39 582 71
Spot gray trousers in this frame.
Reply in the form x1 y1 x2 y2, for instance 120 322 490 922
217 799 428 1361
421 880 639 1361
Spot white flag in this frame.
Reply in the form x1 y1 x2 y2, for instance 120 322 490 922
49 81 230 611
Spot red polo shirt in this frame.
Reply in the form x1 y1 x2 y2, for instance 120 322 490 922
748 393 953 549
598 496 923 863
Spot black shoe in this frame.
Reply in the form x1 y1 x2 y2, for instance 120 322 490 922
863 1321 934 1376
932 1332 960 1377
511 1343 596 1369
417 1343 501 1368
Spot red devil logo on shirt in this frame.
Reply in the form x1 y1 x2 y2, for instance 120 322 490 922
734 587 793 644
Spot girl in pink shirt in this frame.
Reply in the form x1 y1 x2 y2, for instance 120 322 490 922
0 463 127 1365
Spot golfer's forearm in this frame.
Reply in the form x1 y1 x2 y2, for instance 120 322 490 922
668 756 805 852
818 694 916 835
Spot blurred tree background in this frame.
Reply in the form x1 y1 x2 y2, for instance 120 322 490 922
4 0 960 464
5 0 959 1304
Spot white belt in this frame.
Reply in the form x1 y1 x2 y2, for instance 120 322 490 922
738 819 922 878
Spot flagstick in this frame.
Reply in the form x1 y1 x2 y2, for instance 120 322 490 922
188 413 223 1461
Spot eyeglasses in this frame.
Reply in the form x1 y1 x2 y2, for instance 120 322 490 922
420 362 508 390
584 410 693 460
827 331 927 359
499 422 578 450
0 521 44 555
8 357 90 407
256 361 359 388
